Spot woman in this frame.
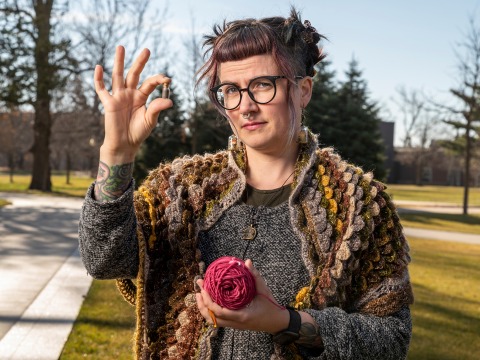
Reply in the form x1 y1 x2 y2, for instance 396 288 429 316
79 8 413 360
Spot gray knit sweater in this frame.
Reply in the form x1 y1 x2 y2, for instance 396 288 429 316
79 182 412 359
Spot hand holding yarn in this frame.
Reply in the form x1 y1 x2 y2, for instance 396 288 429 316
196 258 288 333
203 256 257 310
203 256 285 311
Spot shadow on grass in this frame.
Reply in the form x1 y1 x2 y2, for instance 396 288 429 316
73 316 134 329
409 283 480 360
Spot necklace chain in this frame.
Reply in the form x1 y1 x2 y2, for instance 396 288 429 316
242 168 295 242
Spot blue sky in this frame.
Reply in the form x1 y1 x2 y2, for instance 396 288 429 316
161 0 480 144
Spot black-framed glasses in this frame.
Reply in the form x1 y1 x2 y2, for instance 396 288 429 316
210 75 302 110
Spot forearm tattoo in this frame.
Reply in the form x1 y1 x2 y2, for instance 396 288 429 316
295 321 324 349
94 161 133 202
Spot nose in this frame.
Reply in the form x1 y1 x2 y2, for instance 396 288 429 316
237 88 257 114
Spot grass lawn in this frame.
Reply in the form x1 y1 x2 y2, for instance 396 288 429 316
60 237 480 360
59 280 136 359
0 173 93 197
0 199 11 207
408 237 480 359
386 184 480 206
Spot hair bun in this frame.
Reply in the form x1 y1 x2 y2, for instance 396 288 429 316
302 20 321 46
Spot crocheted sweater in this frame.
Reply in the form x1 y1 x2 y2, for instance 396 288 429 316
79 133 413 359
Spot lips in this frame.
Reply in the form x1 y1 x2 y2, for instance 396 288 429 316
242 121 266 130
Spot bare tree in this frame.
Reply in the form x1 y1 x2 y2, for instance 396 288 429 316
0 109 34 182
394 86 440 185
441 17 480 214
0 0 77 191
50 75 95 183
181 16 204 154
395 86 426 148
67 0 169 173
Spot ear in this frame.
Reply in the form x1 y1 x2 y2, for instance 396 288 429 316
299 76 313 107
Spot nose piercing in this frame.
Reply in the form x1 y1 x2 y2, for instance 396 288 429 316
242 113 250 119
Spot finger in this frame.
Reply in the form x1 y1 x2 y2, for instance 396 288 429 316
112 45 126 93
125 48 150 89
196 291 220 327
144 98 173 130
94 65 111 103
138 74 171 97
245 259 273 296
245 259 263 286
197 279 225 314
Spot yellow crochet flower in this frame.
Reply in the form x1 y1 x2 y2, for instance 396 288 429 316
324 186 333 199
329 199 338 213
139 186 157 249
321 175 330 187
295 286 310 304
318 164 326 175
336 218 343 232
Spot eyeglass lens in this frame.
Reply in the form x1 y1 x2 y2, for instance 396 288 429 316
215 76 279 110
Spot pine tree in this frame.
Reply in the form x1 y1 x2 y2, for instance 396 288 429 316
306 60 341 145
308 58 386 180
187 99 231 155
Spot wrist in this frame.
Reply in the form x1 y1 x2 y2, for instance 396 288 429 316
94 159 134 202
99 145 137 166
267 308 290 334
272 308 301 345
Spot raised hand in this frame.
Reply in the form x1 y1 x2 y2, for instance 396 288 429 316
95 45 173 165
93 46 172 202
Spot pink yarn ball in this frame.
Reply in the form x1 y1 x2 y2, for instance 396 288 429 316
203 256 256 310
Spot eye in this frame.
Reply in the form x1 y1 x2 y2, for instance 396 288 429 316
250 78 274 91
223 85 239 95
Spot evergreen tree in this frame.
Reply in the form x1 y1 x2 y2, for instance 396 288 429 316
308 58 386 180
305 60 340 144
187 99 231 155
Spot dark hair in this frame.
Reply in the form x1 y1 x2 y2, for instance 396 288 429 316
196 7 326 143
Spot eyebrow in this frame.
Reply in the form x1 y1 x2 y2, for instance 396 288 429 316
217 75 273 85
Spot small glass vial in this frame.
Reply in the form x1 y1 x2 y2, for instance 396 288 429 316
162 82 171 99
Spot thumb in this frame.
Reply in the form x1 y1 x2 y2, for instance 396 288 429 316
145 98 173 128
245 259 270 294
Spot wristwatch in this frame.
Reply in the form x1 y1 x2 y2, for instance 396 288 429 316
272 308 301 345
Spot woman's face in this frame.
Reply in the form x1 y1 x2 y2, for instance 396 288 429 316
218 54 310 155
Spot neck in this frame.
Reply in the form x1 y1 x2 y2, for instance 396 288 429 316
245 144 299 190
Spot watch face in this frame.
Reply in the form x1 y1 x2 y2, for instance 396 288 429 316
273 331 300 345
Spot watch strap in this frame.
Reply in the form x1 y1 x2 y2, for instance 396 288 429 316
272 308 301 345
287 308 301 334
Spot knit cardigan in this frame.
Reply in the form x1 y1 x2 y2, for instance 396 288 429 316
81 132 413 359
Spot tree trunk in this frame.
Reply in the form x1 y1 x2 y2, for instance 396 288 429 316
29 101 52 191
8 153 14 184
463 122 471 215
29 0 54 192
66 151 71 185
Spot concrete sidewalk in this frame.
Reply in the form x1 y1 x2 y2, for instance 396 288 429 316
395 200 480 214
403 227 480 245
0 192 92 360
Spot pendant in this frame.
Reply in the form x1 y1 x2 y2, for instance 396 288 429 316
242 225 257 241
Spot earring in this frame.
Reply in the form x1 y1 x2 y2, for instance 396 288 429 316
298 107 308 144
297 126 308 144
228 134 239 151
